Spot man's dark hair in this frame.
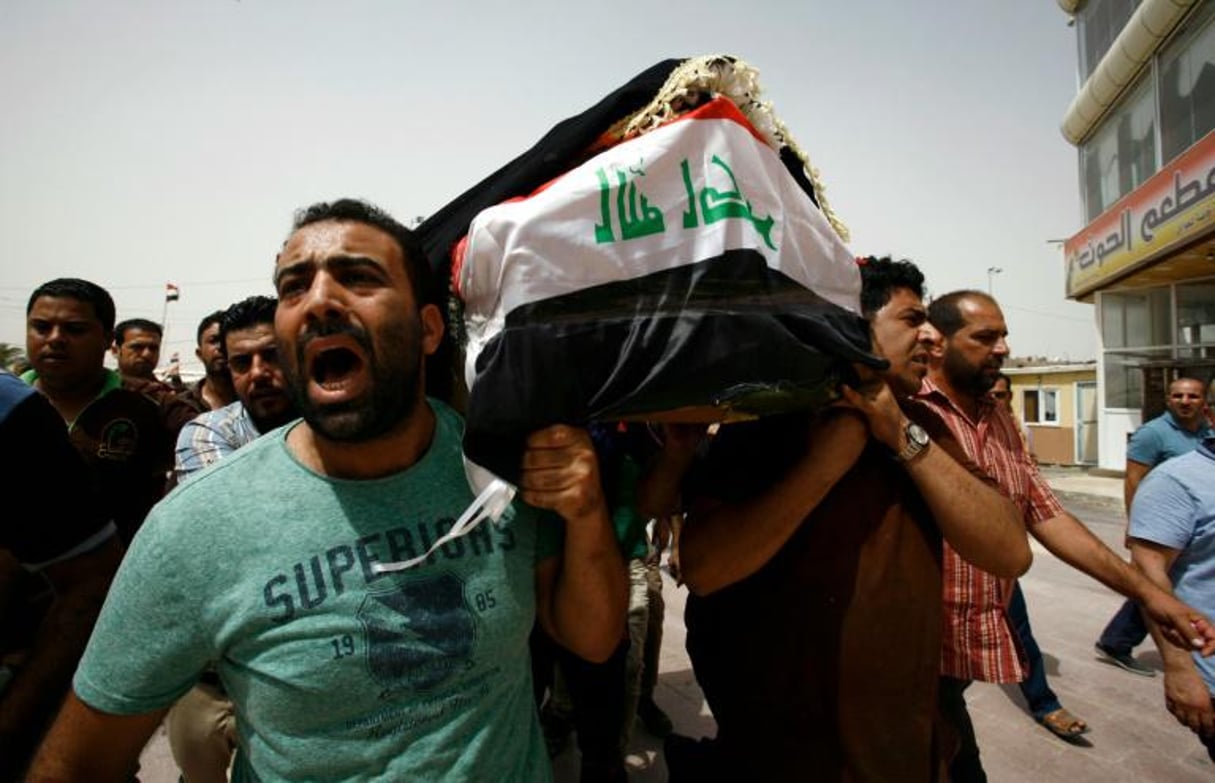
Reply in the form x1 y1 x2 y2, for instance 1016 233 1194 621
994 372 1011 387
114 318 163 346
219 296 278 359
927 290 994 338
289 199 436 306
27 278 117 336
197 310 227 346
858 256 925 319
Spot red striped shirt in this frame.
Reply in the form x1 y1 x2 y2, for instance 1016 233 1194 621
916 377 1064 683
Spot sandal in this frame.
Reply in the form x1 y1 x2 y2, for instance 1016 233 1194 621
1039 707 1090 740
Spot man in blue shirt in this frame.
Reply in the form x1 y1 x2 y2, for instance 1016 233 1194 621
1129 436 1215 759
1097 377 1213 676
173 295 296 482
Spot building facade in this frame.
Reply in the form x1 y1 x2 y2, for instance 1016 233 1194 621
1060 0 1215 469
1005 364 1099 465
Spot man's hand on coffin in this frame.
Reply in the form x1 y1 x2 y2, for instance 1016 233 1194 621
519 425 608 524
836 370 905 453
656 423 709 463
634 423 709 520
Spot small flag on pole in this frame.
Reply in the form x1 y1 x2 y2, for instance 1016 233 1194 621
165 283 180 302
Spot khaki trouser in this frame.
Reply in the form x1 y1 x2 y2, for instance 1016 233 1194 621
622 556 665 749
166 681 237 783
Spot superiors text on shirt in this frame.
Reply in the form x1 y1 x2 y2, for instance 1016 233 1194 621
262 515 516 623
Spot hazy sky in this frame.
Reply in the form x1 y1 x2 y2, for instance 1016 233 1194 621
0 0 1097 372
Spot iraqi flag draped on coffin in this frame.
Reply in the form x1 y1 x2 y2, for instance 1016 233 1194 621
418 56 884 491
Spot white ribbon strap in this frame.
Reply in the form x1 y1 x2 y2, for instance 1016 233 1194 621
371 478 517 574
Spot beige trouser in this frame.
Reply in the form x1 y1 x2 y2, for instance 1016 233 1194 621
166 682 237 783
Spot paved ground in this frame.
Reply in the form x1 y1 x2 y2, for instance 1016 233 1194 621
135 466 1214 782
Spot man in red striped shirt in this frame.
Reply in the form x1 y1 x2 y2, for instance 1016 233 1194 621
919 290 1215 782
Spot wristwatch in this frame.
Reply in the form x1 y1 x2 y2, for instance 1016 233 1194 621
896 421 931 463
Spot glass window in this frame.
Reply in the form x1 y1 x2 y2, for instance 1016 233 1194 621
1083 115 1122 219
1103 348 1172 408
1101 288 1171 348
1081 76 1157 220
1023 390 1060 424
1024 390 1039 423
1079 0 1142 80
1159 1 1215 164
1176 280 1215 346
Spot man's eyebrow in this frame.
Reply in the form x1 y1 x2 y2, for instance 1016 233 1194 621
30 317 91 325
274 255 383 287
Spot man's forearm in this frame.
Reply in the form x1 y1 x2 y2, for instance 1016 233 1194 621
1132 544 1215 736
0 543 119 776
1036 516 1215 656
0 591 103 771
680 414 866 596
636 448 696 521
545 507 627 662
904 444 1030 577
27 692 167 783
1034 512 1152 598
1124 460 1150 516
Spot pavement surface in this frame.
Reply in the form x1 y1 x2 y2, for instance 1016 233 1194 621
132 466 1214 782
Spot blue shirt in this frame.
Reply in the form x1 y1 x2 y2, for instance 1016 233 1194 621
173 401 266 481
1125 410 1213 468
1129 438 1215 693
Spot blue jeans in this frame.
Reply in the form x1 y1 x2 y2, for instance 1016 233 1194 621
1097 599 1149 654
1007 581 1062 719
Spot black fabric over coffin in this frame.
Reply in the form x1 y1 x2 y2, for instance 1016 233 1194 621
417 58 689 403
419 58 683 282
464 250 884 483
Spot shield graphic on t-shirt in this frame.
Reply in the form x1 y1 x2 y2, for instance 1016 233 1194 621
357 573 476 690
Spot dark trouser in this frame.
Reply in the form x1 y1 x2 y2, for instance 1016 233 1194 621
1097 598 1149 654
531 625 629 780
939 676 986 783
1007 582 1062 719
562 640 629 775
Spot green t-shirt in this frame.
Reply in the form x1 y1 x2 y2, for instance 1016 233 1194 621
609 452 650 560
75 400 553 782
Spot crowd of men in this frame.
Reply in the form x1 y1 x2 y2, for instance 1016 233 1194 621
2 198 1215 782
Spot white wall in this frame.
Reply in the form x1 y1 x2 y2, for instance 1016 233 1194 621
1099 409 1141 469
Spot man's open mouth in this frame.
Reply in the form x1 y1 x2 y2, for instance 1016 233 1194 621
312 346 364 391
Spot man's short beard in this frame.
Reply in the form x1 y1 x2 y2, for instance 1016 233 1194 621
285 315 423 443
944 352 997 398
247 403 297 435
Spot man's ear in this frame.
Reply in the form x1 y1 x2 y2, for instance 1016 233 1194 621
419 304 446 357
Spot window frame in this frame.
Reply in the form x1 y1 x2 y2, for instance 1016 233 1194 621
1022 387 1062 426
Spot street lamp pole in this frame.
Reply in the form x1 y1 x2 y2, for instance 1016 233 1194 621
987 266 1003 296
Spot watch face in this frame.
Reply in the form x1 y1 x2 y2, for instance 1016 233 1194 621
908 423 929 446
